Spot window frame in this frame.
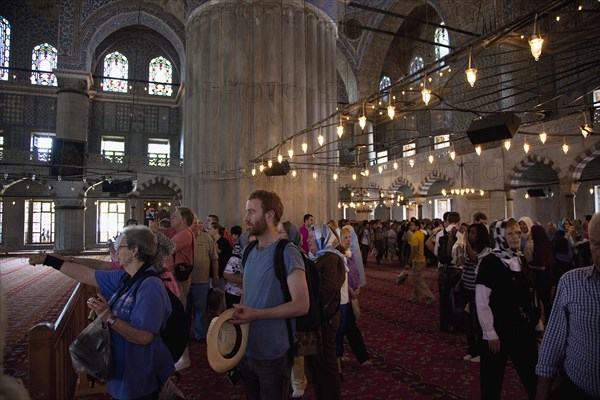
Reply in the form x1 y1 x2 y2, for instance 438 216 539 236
148 138 170 167
101 135 125 163
97 200 126 243
24 199 55 244
403 142 416 158
30 132 55 162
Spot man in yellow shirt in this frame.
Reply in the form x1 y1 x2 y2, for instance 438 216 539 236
408 219 436 304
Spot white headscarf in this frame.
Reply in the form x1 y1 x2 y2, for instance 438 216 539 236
309 224 346 261
492 219 522 271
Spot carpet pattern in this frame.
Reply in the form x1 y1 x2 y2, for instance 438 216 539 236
1 255 106 386
2 256 530 399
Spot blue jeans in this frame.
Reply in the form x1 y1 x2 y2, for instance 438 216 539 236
240 355 291 400
187 283 210 340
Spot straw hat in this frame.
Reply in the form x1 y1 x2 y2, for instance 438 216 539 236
206 308 249 373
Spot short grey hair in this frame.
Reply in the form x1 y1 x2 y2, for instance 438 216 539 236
122 225 158 264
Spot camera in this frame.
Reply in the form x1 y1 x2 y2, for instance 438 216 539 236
146 209 156 221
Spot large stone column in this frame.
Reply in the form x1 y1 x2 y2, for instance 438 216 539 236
184 0 338 226
53 71 91 252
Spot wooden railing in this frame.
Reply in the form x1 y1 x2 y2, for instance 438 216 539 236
28 283 98 400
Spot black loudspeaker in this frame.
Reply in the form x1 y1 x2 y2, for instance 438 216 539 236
102 180 133 195
527 187 551 197
50 139 86 177
466 112 522 145
339 188 352 202
264 160 291 176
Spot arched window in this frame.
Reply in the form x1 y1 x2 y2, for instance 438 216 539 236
434 24 450 66
103 51 128 93
0 16 10 81
148 56 173 96
379 75 391 102
30 43 57 86
409 56 424 75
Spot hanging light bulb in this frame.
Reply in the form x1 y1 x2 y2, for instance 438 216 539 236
409 159 415 168
337 114 344 138
277 153 283 163
364 168 369 177
529 14 544 61
393 161 398 170
441 189 447 196
562 138 569 154
539 131 547 144
523 140 530 154
450 149 456 160
475 145 482 156
580 123 592 138
465 48 478 87
251 166 256 176
504 140 511 151
302 141 308 154
359 102 367 130
378 165 383 174
267 159 273 168
387 88 395 120
352 173 357 181
333 173 338 181
317 126 324 146
259 163 265 172
291 170 297 177
288 147 294 159
312 172 317 180
590 187 594 195
525 192 530 199
428 154 434 164
421 87 431 106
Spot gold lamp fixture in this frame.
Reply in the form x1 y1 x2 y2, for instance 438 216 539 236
359 102 367 130
421 76 431 106
539 123 548 144
317 126 324 147
529 13 544 61
580 110 593 138
387 88 395 120
465 48 478 87
337 114 344 138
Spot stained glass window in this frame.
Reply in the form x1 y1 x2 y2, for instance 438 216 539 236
409 56 424 75
103 51 128 93
149 56 173 96
379 75 391 102
434 25 450 66
1 16 10 81
30 43 57 86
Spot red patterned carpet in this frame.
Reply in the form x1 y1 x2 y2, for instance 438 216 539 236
2 256 530 399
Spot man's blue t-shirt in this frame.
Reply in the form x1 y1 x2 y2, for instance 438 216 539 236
242 240 305 360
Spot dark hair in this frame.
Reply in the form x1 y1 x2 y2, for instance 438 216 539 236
122 225 157 264
248 190 284 224
410 219 421 228
125 219 138 226
447 211 461 224
469 223 490 252
473 212 487 223
208 214 220 223
304 214 313 223
443 211 450 221
176 206 195 226
230 225 242 236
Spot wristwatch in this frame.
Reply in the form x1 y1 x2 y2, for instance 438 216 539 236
106 315 117 327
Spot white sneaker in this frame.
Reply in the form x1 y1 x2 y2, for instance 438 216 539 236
470 356 480 363
463 354 473 361
292 389 305 398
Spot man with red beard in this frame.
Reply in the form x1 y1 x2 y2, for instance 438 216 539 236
232 190 309 400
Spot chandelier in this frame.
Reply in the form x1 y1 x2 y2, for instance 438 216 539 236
441 161 485 197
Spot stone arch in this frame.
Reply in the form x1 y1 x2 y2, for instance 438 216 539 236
387 176 416 197
72 4 185 79
417 171 453 196
568 141 600 191
1 179 51 196
508 154 560 187
134 177 182 199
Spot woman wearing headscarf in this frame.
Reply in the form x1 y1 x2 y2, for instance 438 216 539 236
476 219 541 400
304 224 346 400
518 216 534 258
553 218 576 284
529 224 555 324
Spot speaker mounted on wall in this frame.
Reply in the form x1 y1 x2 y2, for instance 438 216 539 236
264 160 291 176
50 139 87 178
466 112 522 145
102 180 134 197
526 187 552 198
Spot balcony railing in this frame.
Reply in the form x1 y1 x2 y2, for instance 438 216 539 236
101 150 125 163
148 153 170 167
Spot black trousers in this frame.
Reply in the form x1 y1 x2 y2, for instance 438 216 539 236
480 328 538 399
336 302 369 363
305 313 342 400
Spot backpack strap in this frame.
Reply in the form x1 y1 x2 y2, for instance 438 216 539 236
241 239 259 268
273 239 295 363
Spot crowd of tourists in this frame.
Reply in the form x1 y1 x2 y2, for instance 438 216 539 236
21 193 600 400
